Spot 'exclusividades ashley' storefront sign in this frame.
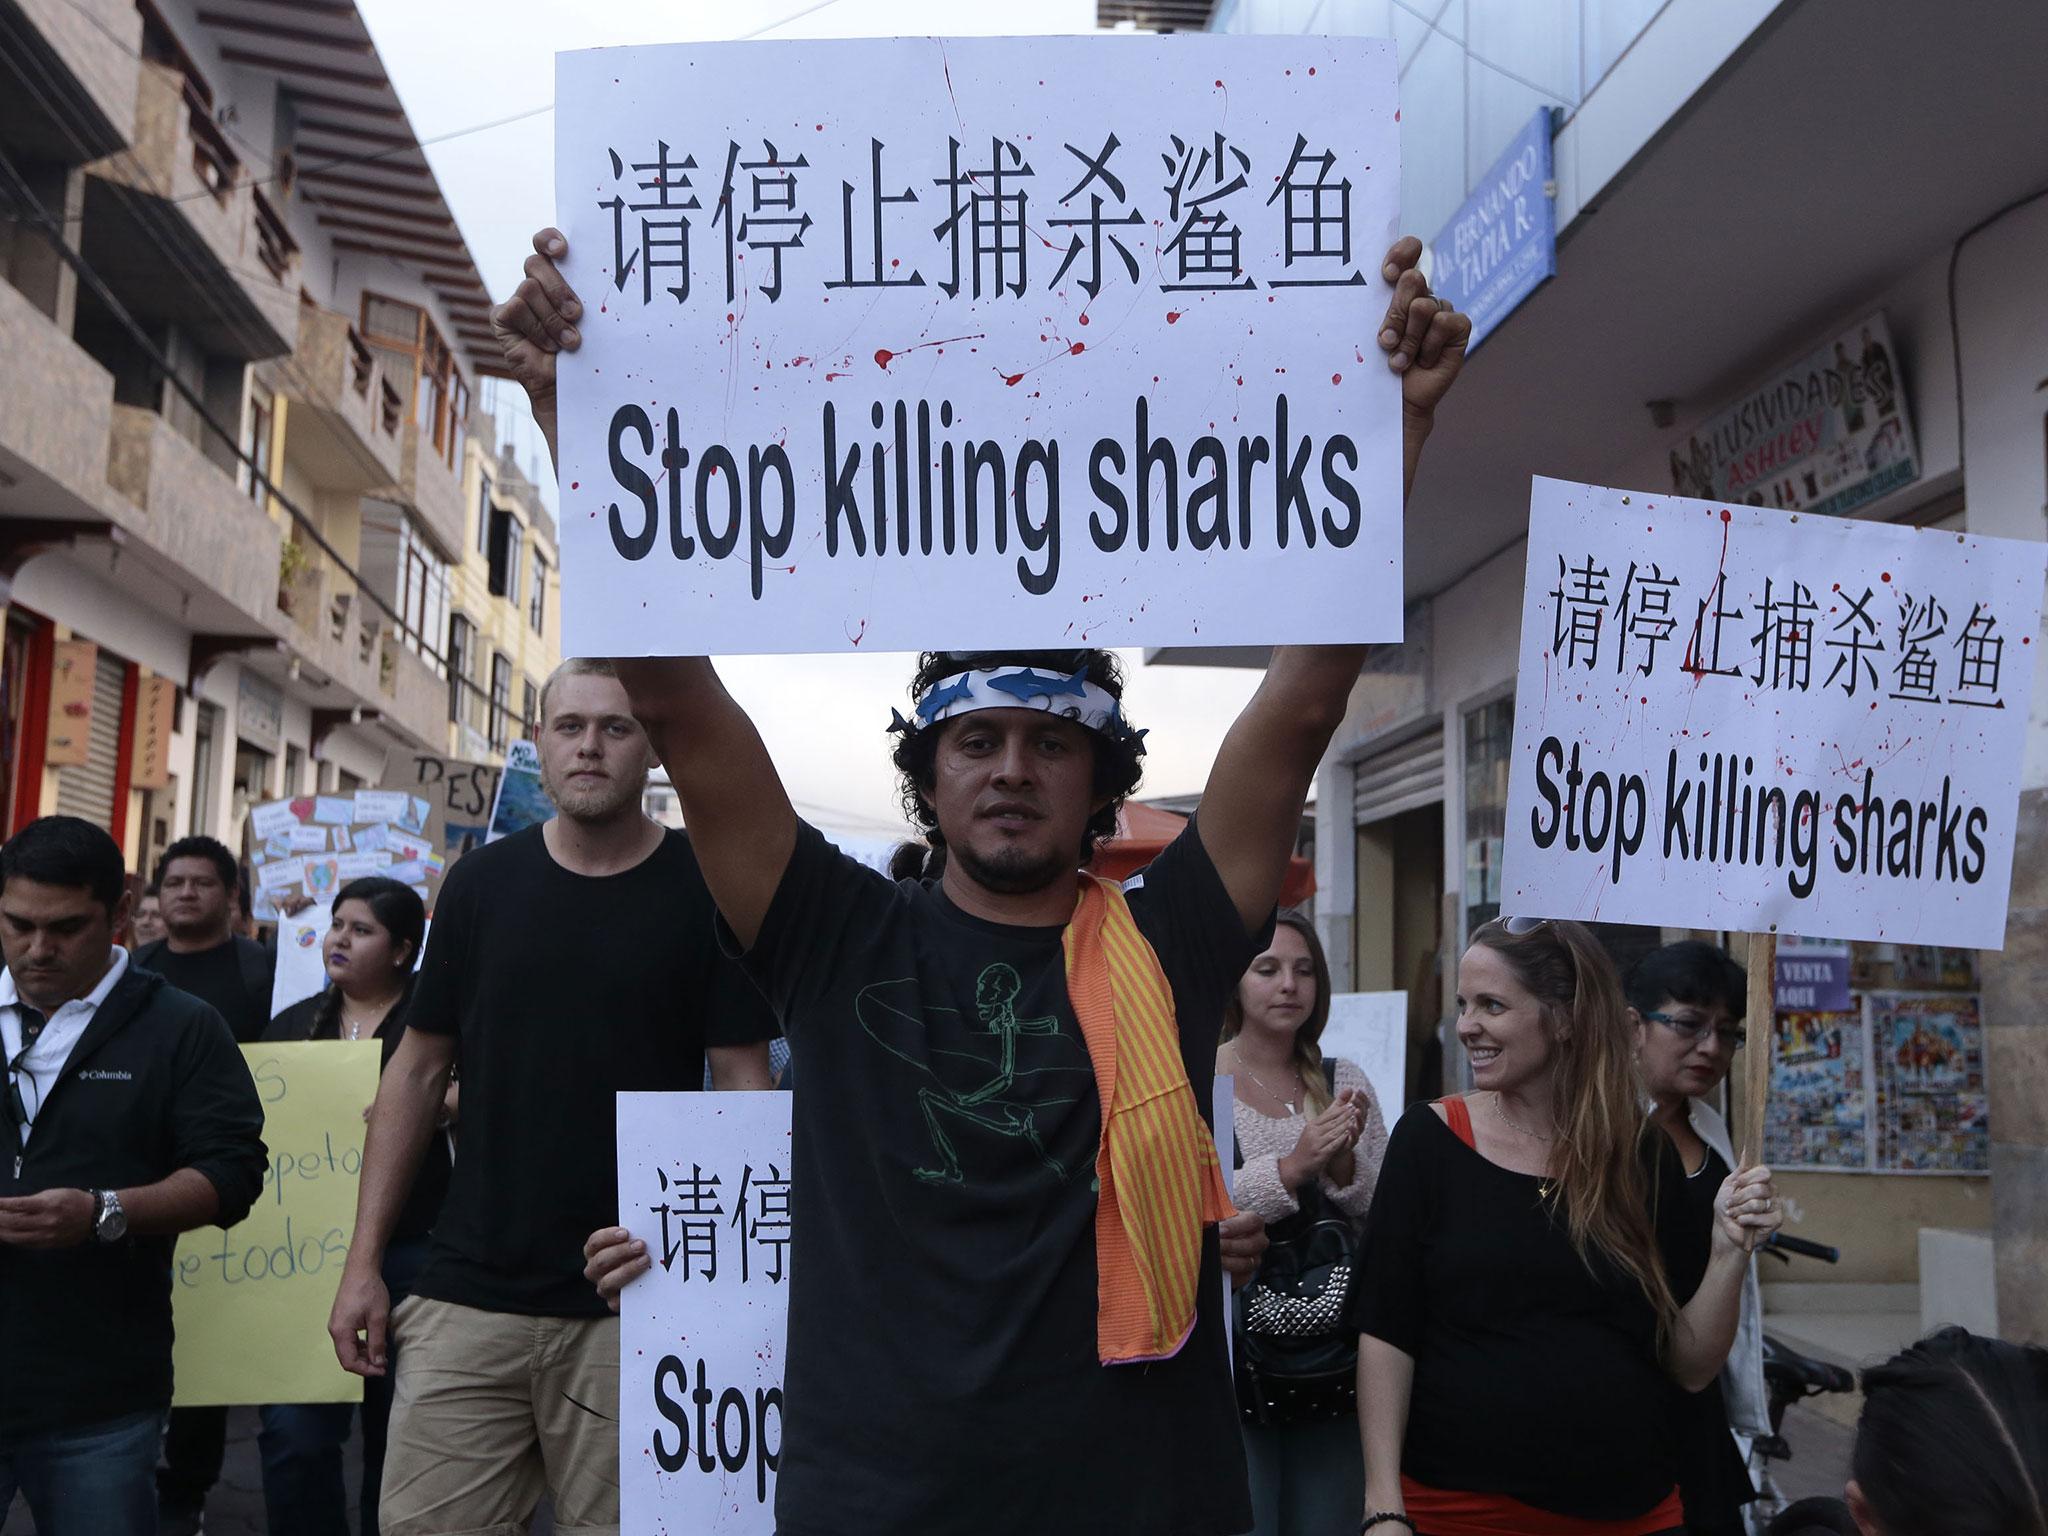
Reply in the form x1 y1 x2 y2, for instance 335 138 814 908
1669 313 1920 518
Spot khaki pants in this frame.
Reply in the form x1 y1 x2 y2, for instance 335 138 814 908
380 1295 620 1536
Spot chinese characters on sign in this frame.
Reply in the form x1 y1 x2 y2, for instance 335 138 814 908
644 1160 792 1285
1500 478 2045 949
556 37 1403 656
1670 314 1920 518
590 124 1372 312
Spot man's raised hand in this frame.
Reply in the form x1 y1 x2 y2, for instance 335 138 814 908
491 227 584 452
1377 235 1470 420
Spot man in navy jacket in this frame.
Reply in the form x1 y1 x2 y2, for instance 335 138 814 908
0 816 266 1536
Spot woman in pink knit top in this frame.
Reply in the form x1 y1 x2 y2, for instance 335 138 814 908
1216 910 1391 1536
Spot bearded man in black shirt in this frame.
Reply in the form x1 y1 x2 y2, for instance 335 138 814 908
500 226 1466 1534
327 659 778 1536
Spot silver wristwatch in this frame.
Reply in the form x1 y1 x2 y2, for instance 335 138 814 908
90 1188 127 1244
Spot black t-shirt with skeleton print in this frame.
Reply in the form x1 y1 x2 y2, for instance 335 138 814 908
727 818 1265 1536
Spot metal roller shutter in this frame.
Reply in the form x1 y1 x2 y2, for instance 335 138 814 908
1350 727 1445 826
53 650 128 831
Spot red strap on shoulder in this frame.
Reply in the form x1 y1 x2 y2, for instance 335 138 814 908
1441 1095 1477 1150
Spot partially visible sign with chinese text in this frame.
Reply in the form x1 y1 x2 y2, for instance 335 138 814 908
556 37 1403 655
1428 107 1554 352
1500 478 2045 949
1670 314 1919 517
618 1092 792 1535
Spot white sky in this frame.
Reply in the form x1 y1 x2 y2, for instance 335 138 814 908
355 0 1266 834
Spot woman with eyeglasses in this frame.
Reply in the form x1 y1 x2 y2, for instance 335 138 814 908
259 877 448 1536
1345 917 1782 1536
1626 941 1770 1536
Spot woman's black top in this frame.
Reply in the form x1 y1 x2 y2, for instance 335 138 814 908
1343 1104 1713 1521
265 977 449 1244
1671 1141 1755 1529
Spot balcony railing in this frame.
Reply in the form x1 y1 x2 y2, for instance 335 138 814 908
182 74 236 202
252 188 297 282
348 328 375 398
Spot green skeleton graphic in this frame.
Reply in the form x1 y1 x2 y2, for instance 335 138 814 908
856 961 1086 1185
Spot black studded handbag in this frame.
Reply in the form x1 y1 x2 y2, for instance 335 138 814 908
1232 1169 1361 1425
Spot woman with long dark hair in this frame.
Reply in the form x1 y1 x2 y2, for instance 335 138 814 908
259 878 447 1536
1218 910 1388 1536
1845 1326 2048 1536
1347 917 1781 1536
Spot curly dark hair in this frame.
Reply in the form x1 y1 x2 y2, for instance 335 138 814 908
890 649 1144 871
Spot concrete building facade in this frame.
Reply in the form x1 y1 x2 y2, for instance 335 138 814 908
1 0 557 883
1155 0 2048 1343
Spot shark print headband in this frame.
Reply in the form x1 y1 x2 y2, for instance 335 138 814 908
888 665 1147 754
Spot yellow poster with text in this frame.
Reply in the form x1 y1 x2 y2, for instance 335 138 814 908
172 1041 380 1405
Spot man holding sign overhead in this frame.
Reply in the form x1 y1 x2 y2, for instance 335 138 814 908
505 177 1467 1529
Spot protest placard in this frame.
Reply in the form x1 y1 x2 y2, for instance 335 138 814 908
485 741 554 842
245 790 449 916
618 1086 1235 1531
1499 478 2045 951
1319 991 1409 1123
172 1042 379 1405
618 1092 792 1533
380 749 501 859
271 903 332 1020
555 35 1403 656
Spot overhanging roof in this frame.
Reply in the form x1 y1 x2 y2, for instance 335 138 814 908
194 1 507 377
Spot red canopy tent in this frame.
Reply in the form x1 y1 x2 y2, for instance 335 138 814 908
1089 801 1316 908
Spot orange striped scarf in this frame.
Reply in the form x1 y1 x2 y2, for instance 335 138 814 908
1062 872 1235 1365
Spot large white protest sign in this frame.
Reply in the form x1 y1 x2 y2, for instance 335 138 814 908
1501 478 2045 948
1320 991 1409 1123
556 36 1401 655
620 1084 1238 1532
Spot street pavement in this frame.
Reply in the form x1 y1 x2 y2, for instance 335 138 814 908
3 1403 1851 1533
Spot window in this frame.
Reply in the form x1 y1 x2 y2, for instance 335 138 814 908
488 653 512 752
246 387 274 505
487 509 523 601
1461 698 1514 939
397 519 450 669
283 742 303 797
189 701 220 836
529 552 547 634
522 678 539 737
359 291 468 471
475 471 493 555
447 612 474 725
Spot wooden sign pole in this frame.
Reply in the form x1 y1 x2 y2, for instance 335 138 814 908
1742 931 1776 1169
